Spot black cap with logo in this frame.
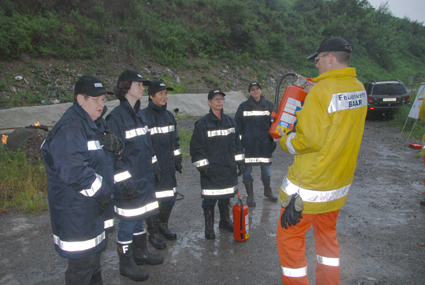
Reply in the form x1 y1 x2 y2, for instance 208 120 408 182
117 70 151 86
74 75 113 97
148 80 174 95
208 89 226 100
306 37 352 60
248 82 262 92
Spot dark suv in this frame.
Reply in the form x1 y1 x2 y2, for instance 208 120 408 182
363 80 410 118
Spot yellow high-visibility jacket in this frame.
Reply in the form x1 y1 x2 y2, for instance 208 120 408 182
279 67 367 214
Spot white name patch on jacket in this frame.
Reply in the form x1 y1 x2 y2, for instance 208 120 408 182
328 90 367 114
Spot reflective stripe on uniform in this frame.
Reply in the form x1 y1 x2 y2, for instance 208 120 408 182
327 90 367 114
202 186 235 196
285 132 298 155
104 219 114 229
87 140 102 151
281 266 307 277
174 148 182 156
317 255 340 267
125 126 149 139
114 201 159 217
281 177 351 203
207 128 235 137
114 171 131 183
149 125 175 135
235 154 245 161
53 232 105 252
133 230 147 236
193 159 209 167
152 156 157 164
155 187 177 199
80 173 103 197
245 157 271 163
243 110 270 116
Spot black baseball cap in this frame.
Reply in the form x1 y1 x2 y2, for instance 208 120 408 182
117 69 151 86
208 89 226 100
306 37 352 60
74 75 113 97
148 80 174 95
248 82 262 92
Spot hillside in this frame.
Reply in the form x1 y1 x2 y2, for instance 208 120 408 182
1 0 425 108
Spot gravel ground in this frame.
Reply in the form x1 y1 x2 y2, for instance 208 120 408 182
1 117 424 285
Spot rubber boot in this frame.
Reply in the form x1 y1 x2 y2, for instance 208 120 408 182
218 202 233 232
117 242 149 281
89 271 102 285
133 233 164 266
157 211 177 240
146 215 166 249
203 206 215 239
262 179 277 202
243 180 256 207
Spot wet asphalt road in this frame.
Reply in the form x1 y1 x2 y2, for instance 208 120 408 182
1 119 425 284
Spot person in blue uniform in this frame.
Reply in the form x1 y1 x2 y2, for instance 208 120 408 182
106 70 163 282
234 82 277 207
190 89 245 239
42 75 120 284
142 80 182 249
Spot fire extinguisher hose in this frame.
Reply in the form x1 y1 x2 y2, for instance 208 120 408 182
272 72 298 121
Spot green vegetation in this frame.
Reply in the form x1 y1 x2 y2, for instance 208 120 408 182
0 145 47 213
177 127 193 158
1 0 425 86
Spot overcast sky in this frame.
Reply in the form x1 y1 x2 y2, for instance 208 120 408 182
367 0 425 23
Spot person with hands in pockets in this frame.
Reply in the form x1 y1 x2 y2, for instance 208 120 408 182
41 75 121 285
234 81 277 207
141 80 182 249
106 70 163 282
274 37 367 284
190 89 245 240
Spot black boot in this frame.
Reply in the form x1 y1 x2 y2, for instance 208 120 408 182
262 179 277 202
157 211 177 240
146 215 166 249
218 202 233 232
117 242 149 281
203 206 215 239
133 233 164 266
243 180 256 207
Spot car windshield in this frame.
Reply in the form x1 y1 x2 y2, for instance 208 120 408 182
373 84 407 96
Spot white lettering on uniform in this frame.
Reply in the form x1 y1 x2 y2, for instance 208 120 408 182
328 90 367 114
123 245 128 254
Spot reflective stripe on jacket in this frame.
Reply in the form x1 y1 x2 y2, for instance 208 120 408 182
234 95 275 166
279 67 367 214
41 103 114 259
142 102 181 201
190 109 244 200
106 99 159 221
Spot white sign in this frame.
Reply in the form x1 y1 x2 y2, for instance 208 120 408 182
408 83 425 119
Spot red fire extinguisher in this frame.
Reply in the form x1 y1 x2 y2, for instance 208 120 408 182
233 190 249 241
269 72 312 138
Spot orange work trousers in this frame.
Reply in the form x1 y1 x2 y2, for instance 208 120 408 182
276 209 340 285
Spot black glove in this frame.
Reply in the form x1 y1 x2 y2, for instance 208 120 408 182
154 172 161 186
122 183 139 202
98 130 124 156
200 169 212 181
98 198 110 216
175 162 182 174
280 193 304 229
237 164 245 176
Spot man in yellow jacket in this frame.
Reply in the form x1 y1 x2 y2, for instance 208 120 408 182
275 37 367 284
